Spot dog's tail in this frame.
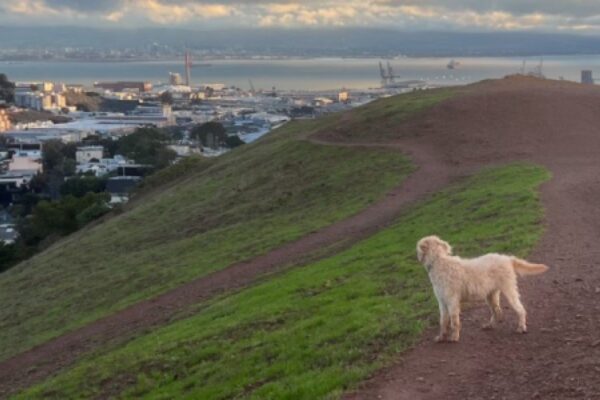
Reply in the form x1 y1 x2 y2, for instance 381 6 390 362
511 257 549 276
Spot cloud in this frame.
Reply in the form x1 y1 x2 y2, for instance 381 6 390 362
3 0 60 16
131 0 234 23
44 0 124 13
2 0 600 32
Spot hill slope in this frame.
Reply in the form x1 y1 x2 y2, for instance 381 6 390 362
0 89 454 364
16 164 548 399
10 76 600 399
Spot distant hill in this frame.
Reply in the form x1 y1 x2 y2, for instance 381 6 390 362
3 27 600 57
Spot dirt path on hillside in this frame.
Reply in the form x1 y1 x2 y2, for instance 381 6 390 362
0 137 462 397
344 77 600 399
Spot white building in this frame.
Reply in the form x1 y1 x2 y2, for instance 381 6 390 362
169 72 183 85
168 144 202 157
0 172 35 189
76 146 104 164
338 91 350 103
8 151 43 174
76 155 128 176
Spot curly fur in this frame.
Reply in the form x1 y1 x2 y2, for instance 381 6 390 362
416 235 548 342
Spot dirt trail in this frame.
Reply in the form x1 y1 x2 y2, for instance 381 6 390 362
345 77 600 399
0 132 460 397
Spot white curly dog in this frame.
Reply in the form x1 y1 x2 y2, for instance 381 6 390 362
417 235 548 342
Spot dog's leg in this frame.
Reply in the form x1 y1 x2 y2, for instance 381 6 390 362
435 302 450 342
503 286 527 333
482 290 502 330
447 301 461 342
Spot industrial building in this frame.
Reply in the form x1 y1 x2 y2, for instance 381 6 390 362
94 81 152 93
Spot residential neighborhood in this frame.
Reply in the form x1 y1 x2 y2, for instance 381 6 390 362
0 66 414 278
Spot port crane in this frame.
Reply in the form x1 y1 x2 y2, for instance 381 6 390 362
378 60 426 89
379 61 401 86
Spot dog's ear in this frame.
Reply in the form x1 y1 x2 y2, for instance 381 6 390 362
440 240 452 255
417 240 429 263
431 236 452 255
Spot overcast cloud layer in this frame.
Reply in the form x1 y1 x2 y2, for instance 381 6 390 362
3 0 600 33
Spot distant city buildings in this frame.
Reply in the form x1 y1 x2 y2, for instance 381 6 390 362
3 128 88 143
13 82 67 111
8 149 43 174
338 91 350 103
76 146 104 164
0 209 18 245
0 109 11 132
76 154 128 177
0 145 43 192
94 81 152 93
169 72 183 85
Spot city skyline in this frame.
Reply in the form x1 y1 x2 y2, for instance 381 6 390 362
2 1 600 34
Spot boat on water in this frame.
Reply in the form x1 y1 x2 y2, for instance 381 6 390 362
378 60 427 89
447 59 460 70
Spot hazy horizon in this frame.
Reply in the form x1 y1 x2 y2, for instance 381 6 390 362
3 27 600 58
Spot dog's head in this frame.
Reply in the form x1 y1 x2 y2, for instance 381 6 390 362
416 235 452 264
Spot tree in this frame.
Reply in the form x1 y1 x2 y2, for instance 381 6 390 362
191 121 228 148
60 176 107 198
163 126 184 141
225 135 245 149
20 192 110 246
40 140 79 196
63 158 77 177
116 127 176 169
0 74 15 103
160 91 174 105
42 140 66 172
0 243 18 273
61 143 78 160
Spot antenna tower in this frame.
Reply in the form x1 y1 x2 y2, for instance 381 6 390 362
184 51 192 86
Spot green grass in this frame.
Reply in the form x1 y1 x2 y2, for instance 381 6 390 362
0 88 456 362
316 87 458 141
16 164 550 400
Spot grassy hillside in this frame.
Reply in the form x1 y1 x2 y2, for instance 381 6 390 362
17 164 549 399
0 89 453 363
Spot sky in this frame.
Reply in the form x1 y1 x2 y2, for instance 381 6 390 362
2 0 600 33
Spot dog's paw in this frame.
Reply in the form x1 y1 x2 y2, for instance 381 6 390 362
434 335 447 343
481 323 494 330
516 326 528 334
